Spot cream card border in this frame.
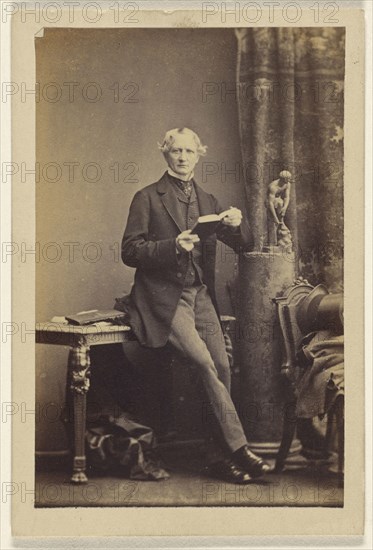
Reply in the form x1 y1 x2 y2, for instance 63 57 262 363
10 4 365 537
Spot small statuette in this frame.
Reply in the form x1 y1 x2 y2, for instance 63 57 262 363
265 170 293 251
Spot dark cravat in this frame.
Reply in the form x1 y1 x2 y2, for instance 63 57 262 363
174 179 193 198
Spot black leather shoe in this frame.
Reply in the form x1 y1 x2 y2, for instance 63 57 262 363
206 459 253 484
232 446 271 478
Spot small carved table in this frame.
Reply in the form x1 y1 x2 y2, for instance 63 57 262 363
35 321 136 483
36 315 235 484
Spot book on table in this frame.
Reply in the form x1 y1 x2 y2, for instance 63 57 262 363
191 209 232 239
65 309 127 325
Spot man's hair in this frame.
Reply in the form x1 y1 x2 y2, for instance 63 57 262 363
158 127 208 156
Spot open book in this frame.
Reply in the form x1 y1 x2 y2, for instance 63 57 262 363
191 209 232 239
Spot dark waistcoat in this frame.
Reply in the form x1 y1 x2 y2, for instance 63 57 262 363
171 181 203 287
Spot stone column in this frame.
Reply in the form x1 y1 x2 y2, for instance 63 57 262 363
236 249 301 457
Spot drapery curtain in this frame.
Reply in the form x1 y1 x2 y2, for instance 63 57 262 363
236 28 345 291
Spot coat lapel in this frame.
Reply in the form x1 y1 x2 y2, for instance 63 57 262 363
156 173 215 231
156 173 185 232
194 181 214 216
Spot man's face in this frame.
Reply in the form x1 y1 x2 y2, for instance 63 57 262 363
165 134 200 177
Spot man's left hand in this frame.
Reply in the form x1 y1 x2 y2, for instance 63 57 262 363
221 207 242 228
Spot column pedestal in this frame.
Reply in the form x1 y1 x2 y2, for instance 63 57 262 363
237 250 299 457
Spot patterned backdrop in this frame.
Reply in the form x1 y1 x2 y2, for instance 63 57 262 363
236 28 345 291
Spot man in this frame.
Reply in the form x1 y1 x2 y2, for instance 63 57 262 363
121 127 270 483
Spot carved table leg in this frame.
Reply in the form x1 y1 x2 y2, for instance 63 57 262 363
69 340 91 484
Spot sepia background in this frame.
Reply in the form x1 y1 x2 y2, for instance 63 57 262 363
36 27 344 463
36 28 246 453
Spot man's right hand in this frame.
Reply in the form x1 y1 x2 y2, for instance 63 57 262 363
176 229 200 252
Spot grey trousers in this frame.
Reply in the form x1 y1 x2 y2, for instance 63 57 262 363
168 284 248 460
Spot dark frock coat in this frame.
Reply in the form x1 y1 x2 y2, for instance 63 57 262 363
121 172 249 348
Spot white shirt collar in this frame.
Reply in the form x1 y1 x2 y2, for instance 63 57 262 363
167 168 194 182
